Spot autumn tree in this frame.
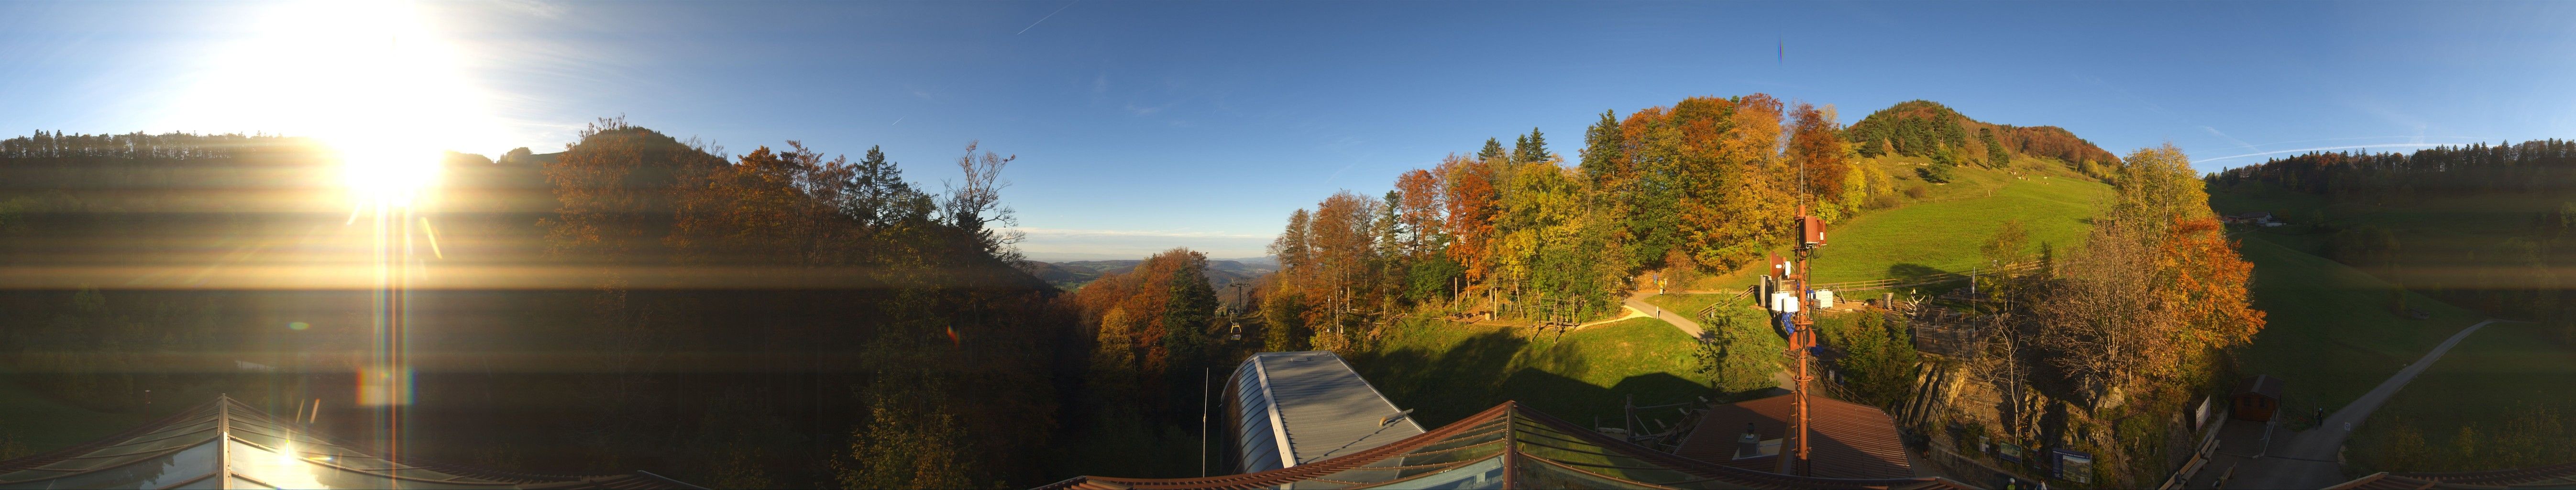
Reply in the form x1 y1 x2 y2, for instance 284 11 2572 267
1442 155 1500 288
1793 102 1854 220
835 387 979 490
1307 191 1387 339
1789 102 1849 207
1667 94 1791 269
2034 144 2264 403
1259 288 1307 352
1089 307 1140 401
1392 169 1445 255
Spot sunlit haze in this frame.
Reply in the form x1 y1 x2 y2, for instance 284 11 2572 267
6 1 2576 257
5 2 2576 489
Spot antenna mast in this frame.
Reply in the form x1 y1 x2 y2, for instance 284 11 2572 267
1775 153 1826 475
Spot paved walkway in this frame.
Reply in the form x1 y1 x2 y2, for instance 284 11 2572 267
2224 319 2504 490
1616 293 1709 339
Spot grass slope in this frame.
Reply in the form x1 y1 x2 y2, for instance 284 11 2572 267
2211 182 2569 298
1677 157 2112 292
1350 317 1720 429
2232 235 2486 419
1807 160 2109 284
2215 183 2576 469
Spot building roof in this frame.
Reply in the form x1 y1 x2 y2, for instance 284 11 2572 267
1671 393 1914 479
0 395 702 490
2328 461 2576 489
2235 374 2285 400
1244 351 1426 466
1039 401 1971 490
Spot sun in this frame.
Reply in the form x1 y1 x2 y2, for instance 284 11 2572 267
160 0 496 207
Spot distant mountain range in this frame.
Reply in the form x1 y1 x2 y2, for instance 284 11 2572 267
1020 258 1275 294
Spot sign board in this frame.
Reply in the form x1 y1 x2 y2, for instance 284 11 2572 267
2193 396 2214 430
2051 449 2094 484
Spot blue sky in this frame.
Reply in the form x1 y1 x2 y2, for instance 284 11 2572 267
3 1 2573 260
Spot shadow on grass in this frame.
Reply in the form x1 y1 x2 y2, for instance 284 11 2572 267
1888 263 1944 280
1354 330 1532 428
1355 327 1733 431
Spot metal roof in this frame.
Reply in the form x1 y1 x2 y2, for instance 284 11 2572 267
0 395 702 490
2235 374 2285 400
1039 401 1972 490
1672 393 1914 480
1243 351 1426 466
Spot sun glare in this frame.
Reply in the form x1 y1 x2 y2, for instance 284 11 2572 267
161 0 495 207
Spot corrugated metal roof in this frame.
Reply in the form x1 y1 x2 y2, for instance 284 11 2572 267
1672 393 1914 480
1246 351 1426 465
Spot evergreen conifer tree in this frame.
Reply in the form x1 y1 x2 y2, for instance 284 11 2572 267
1515 128 1548 164
1580 111 1623 182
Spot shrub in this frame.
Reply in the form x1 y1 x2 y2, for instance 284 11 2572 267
1867 193 1904 210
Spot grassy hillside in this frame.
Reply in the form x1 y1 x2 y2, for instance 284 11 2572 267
1349 317 1737 429
1806 158 2108 284
1674 156 2112 292
2215 185 2576 470
2231 235 2487 419
2211 182 2571 306
2347 318 2576 471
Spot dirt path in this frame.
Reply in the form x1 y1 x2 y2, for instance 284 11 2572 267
2224 319 2505 490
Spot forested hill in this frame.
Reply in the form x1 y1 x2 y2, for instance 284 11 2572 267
1843 100 2119 171
0 126 1081 488
2209 139 2576 343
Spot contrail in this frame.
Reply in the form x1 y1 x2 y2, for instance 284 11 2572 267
1018 0 1079 35
891 116 904 126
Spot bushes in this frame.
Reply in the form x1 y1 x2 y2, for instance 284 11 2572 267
1917 164 1956 184
1825 312 1920 407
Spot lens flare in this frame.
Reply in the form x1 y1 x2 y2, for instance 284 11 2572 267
155 0 495 207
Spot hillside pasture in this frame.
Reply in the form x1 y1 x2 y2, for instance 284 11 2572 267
2233 235 2486 418
1350 317 1758 430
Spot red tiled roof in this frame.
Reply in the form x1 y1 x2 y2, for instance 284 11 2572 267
1672 393 1914 479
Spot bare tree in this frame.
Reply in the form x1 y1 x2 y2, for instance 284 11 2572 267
2032 221 2165 402
943 141 1023 262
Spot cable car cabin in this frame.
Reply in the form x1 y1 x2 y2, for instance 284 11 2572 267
2231 374 2286 422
